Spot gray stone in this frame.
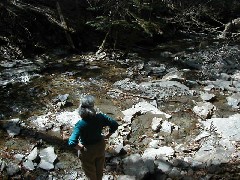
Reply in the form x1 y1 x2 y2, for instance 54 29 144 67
14 154 25 162
162 69 185 81
200 92 215 102
194 131 211 142
226 93 240 108
39 146 57 163
0 159 7 171
142 147 175 160
27 147 38 161
6 163 20 176
63 171 78 180
102 175 114 180
193 102 216 119
148 139 161 148
117 175 136 180
4 119 21 137
155 159 173 173
122 154 149 180
168 167 181 178
23 159 35 170
122 101 171 123
151 117 162 131
193 136 235 165
38 159 54 170
202 114 240 140
161 120 178 134
38 146 57 170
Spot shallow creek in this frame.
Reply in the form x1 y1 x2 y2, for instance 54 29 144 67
0 37 240 179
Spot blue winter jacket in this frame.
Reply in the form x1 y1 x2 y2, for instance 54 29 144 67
68 113 119 146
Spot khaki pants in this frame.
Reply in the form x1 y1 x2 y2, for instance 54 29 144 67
79 139 106 180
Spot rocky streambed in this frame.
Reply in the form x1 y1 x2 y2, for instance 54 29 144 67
0 44 240 179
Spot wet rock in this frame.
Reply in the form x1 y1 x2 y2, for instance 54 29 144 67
193 102 216 119
122 154 149 180
4 119 21 137
226 93 240 108
148 64 166 77
162 69 186 81
207 164 221 174
171 158 190 168
108 157 122 172
53 94 69 107
154 159 173 173
153 173 168 180
168 167 181 178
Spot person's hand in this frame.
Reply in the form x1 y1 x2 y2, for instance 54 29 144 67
74 143 84 150
104 133 112 140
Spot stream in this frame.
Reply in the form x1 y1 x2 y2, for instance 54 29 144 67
1 35 240 179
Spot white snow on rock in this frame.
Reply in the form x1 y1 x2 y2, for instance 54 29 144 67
142 146 175 160
30 110 80 130
55 109 80 126
39 146 57 163
151 117 162 131
226 93 240 108
193 102 216 119
201 114 240 141
193 136 235 165
192 114 240 166
38 146 57 170
27 147 38 161
142 147 175 173
122 101 171 123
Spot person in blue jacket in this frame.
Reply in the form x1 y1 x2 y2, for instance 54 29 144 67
68 95 119 180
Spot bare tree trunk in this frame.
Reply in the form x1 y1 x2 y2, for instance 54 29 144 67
96 29 110 54
56 1 75 50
